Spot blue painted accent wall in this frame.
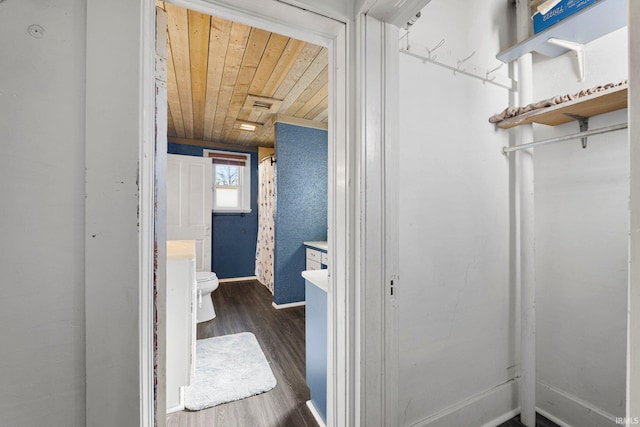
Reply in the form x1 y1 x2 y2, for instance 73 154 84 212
274 123 328 304
167 143 258 279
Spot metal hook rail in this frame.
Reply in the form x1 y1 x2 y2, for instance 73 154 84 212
400 47 516 92
502 122 628 154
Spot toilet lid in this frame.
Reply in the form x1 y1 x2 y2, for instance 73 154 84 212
196 271 218 282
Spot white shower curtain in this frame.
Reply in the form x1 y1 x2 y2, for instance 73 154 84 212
255 157 275 294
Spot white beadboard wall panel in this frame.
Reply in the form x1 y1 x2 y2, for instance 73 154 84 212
0 0 87 426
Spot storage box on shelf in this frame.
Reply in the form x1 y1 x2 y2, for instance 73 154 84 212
532 0 598 34
497 0 625 63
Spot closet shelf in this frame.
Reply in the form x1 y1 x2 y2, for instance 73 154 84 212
496 0 626 63
495 83 627 129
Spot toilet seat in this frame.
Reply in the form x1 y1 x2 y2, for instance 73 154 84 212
195 271 219 323
196 271 217 282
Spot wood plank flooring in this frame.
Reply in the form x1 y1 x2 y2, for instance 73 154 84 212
166 280 317 427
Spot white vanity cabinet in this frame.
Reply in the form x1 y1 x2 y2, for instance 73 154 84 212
166 240 197 413
304 241 328 271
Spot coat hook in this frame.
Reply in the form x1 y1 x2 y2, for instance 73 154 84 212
427 38 445 60
485 63 503 82
456 50 476 71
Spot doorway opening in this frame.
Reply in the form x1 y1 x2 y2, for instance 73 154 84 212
152 1 349 426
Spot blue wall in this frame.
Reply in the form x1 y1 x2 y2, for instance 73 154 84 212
305 280 328 421
274 123 328 304
167 143 258 279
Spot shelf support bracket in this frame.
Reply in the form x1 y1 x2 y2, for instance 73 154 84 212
547 38 585 82
565 113 590 148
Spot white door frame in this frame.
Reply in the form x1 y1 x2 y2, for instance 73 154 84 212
86 1 407 426
146 1 353 425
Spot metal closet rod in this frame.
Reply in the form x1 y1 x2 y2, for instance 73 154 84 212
503 122 628 154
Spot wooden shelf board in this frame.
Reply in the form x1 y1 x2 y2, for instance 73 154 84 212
497 0 627 63
496 84 628 129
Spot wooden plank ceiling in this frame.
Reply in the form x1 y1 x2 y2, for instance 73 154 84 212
157 2 328 148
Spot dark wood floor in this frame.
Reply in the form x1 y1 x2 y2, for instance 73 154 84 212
498 413 559 427
166 280 563 427
166 279 317 427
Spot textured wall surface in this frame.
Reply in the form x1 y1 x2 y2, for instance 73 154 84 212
274 123 328 305
168 143 258 279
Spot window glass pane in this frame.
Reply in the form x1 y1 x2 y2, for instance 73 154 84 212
216 165 239 186
216 188 239 208
205 150 250 212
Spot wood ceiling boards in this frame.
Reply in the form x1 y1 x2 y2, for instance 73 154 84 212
157 2 329 148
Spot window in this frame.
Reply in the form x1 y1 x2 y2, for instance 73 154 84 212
203 150 251 213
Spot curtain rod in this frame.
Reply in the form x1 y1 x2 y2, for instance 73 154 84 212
503 122 628 154
259 155 276 165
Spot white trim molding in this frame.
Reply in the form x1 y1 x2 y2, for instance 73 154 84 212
275 114 329 130
536 380 620 427
139 0 157 425
307 400 328 427
405 379 518 427
356 14 401 427
272 300 306 310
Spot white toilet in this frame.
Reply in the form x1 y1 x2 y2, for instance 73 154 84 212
196 271 219 323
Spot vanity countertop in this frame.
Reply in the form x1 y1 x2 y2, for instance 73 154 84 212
302 269 328 292
303 241 328 252
167 240 196 260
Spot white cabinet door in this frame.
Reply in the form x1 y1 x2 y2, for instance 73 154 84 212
166 253 196 413
167 154 212 271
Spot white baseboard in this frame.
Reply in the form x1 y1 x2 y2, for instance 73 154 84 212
272 300 306 309
406 378 518 427
536 380 620 427
306 400 326 427
481 407 521 427
218 275 257 283
536 407 573 427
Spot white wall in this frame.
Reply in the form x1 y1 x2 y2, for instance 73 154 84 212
397 1 515 425
533 28 629 426
0 0 86 426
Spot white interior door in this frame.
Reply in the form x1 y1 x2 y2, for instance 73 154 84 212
167 153 212 271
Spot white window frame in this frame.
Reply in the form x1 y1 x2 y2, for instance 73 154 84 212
203 149 252 213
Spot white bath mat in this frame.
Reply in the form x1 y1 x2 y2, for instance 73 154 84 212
184 332 277 411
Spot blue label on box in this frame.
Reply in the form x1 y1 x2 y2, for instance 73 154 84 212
533 0 597 33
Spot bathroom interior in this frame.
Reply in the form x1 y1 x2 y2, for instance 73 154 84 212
159 2 330 425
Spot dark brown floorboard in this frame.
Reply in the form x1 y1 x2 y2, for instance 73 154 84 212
498 413 560 427
166 280 317 427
